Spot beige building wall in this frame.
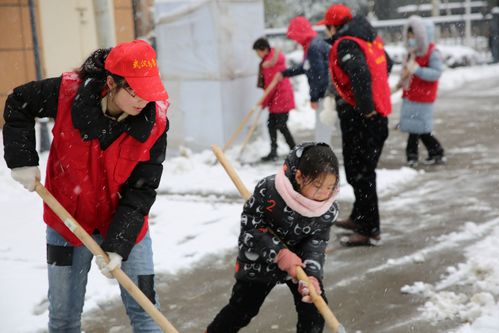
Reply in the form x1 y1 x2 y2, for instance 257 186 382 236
39 0 99 77
114 0 134 42
0 0 41 127
40 0 135 77
1 0 135 128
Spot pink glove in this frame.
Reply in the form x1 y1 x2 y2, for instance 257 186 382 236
275 248 303 278
298 276 322 303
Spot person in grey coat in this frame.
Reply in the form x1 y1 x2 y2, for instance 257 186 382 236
396 16 445 167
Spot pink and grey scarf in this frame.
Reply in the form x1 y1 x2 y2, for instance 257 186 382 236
275 167 338 218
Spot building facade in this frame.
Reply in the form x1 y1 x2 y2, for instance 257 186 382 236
0 0 136 127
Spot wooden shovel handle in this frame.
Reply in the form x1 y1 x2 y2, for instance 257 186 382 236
223 75 281 152
223 106 257 152
255 75 280 107
211 145 345 333
237 107 264 158
35 182 180 333
295 267 342 332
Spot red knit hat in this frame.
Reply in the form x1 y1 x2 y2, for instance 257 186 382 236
105 40 168 102
317 4 353 27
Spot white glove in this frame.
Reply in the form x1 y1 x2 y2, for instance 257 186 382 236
406 58 420 74
11 166 40 192
95 252 122 279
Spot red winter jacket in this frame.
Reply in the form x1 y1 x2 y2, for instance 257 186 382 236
43 72 167 247
260 49 295 114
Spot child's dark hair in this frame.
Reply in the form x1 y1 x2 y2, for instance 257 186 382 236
253 37 271 51
76 48 128 89
297 143 339 186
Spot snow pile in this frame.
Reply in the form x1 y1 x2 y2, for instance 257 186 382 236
159 133 420 203
401 221 499 331
438 65 499 91
385 43 487 67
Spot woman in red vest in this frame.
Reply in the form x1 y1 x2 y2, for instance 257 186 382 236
396 16 445 167
3 40 168 332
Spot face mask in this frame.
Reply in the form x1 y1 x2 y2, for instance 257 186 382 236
407 38 417 49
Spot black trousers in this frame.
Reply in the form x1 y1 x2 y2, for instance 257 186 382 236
337 106 388 237
268 113 296 152
207 279 327 333
406 133 444 161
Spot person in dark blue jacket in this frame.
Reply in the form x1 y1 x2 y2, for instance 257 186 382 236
273 16 332 145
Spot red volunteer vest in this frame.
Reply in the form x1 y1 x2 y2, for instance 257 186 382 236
402 43 439 103
330 35 392 117
43 72 168 246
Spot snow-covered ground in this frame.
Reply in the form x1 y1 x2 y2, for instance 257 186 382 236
401 220 499 333
1 60 499 332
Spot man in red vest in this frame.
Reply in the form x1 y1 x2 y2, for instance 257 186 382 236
4 40 168 331
318 4 393 246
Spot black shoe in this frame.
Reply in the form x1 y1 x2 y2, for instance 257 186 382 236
261 152 277 162
423 155 447 165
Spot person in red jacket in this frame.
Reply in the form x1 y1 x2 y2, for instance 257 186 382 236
3 40 168 332
253 38 296 161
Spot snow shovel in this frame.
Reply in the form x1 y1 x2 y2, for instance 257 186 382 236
211 145 347 333
223 105 259 152
34 181 180 333
237 106 264 159
223 76 280 153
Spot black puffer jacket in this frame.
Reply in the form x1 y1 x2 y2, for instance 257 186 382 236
235 144 339 283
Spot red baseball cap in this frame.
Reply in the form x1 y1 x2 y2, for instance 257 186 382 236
317 4 353 27
105 40 168 102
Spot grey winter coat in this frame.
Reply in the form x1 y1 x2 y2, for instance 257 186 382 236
400 16 444 134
